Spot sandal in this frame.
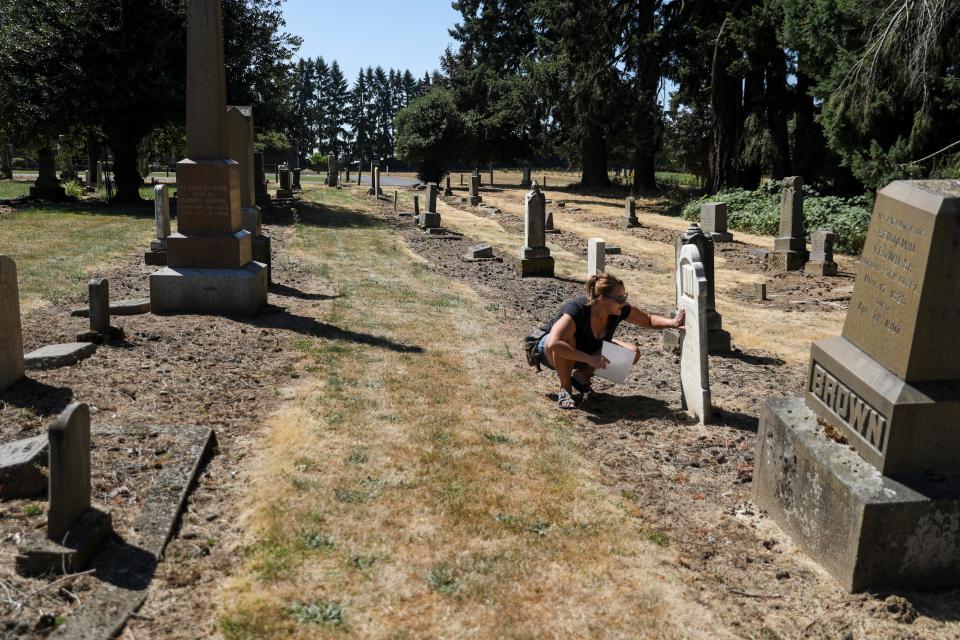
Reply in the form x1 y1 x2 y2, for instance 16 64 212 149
557 389 576 410
570 373 595 397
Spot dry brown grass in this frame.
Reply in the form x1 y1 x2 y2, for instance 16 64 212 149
216 187 722 639
438 185 846 363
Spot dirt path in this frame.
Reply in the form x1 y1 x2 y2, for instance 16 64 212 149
370 188 960 639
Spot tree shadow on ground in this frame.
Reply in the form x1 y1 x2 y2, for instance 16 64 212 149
714 349 786 367
0 378 73 418
267 198 382 229
244 306 422 354
4 197 155 221
269 282 340 302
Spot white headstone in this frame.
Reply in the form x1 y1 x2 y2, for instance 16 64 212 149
678 243 712 424
587 238 605 276
0 256 24 392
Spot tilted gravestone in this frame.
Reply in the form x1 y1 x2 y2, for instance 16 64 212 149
518 182 554 278
0 255 25 392
678 243 712 425
16 403 113 576
148 0 267 316
587 238 605 276
754 180 960 591
805 228 838 276
768 176 808 270
663 223 731 354
444 175 453 196
625 197 639 228
700 202 733 242
469 175 482 206
0 435 48 499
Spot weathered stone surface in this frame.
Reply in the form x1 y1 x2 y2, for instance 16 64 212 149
71 298 149 318
521 182 548 256
48 403 91 539
420 212 441 230
520 166 532 188
518 256 554 278
755 282 768 301
0 435 48 499
664 224 731 354
327 153 338 187
604 245 622 255
426 183 438 213
150 262 267 317
30 146 67 201
754 396 960 591
166 230 253 269
469 175 482 205
444 175 453 195
587 238 605 276
175 158 242 234
24 342 96 370
252 235 272 284
413 195 420 215
292 168 302 190
768 176 808 271
678 244 712 424
700 202 733 242
625 197 639 228
154 184 171 240
16 506 112 576
88 278 110 333
467 244 493 260
0 255 24 392
279 168 291 190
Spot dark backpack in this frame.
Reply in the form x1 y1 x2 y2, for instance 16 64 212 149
522 328 548 371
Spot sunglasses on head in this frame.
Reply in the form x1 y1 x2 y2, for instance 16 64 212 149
604 293 628 304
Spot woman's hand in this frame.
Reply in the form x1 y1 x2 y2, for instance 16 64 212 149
673 308 686 329
588 354 610 370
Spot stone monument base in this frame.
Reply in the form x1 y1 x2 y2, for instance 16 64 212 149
707 231 733 243
768 250 808 271
167 231 252 269
663 327 732 354
252 235 272 284
30 186 67 201
419 212 441 229
16 506 112 576
545 228 561 235
626 219 640 228
276 189 294 199
518 257 554 278
144 250 167 266
150 262 267 317
753 397 960 592
469 196 482 206
256 193 271 211
805 260 838 276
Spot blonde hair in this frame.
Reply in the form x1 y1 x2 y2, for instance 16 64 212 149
586 272 624 306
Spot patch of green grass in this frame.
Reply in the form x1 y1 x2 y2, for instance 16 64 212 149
0 180 31 199
298 531 335 551
620 489 639 502
23 503 43 517
482 433 513 445
0 206 153 305
427 564 459 594
351 554 376 570
287 600 345 626
643 528 670 547
347 448 368 465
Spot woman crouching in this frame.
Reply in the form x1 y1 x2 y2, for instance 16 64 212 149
537 272 684 409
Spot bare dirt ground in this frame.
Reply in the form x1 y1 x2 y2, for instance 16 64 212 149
1 183 957 638
370 188 960 639
0 203 328 637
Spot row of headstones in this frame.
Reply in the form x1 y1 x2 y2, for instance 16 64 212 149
0 258 111 575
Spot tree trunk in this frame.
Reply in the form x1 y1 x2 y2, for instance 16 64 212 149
792 67 816 182
737 66 763 189
108 132 145 204
630 0 660 194
765 40 792 180
709 38 742 193
580 124 611 188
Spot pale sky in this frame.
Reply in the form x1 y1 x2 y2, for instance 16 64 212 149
280 0 462 79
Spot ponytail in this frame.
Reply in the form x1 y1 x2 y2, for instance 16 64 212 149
586 272 624 306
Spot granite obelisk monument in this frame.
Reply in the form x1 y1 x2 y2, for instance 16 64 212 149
149 0 267 316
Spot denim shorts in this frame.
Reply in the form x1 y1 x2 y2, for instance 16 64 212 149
537 334 587 371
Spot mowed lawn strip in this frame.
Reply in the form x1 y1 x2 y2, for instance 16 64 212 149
218 189 719 639
0 205 153 310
